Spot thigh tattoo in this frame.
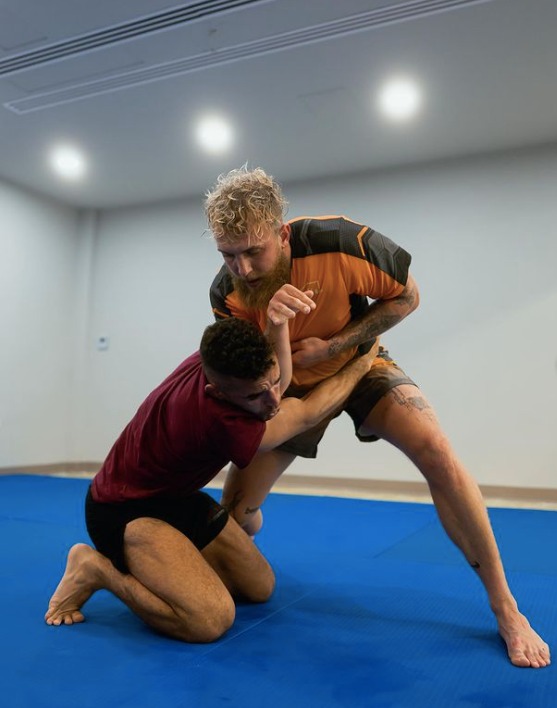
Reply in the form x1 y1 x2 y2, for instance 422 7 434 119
391 388 431 413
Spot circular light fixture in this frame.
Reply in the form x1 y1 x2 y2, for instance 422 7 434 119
49 144 87 180
377 77 422 121
195 115 233 154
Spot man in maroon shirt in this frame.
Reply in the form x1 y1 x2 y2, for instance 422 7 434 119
45 286 376 643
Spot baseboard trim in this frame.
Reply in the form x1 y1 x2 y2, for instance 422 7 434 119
0 462 100 476
2 463 556 508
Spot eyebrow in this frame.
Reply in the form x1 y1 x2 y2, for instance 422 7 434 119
218 244 264 256
245 373 281 400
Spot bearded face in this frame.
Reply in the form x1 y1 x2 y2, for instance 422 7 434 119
232 246 291 309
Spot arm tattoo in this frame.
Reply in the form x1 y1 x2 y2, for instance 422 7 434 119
328 314 401 358
398 285 417 309
327 279 418 358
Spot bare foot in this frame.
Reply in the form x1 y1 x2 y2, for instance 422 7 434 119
45 543 105 626
498 610 551 668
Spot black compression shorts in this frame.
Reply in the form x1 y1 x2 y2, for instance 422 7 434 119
85 487 228 573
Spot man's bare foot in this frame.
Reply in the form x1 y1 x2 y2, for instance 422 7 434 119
45 543 106 626
498 609 551 668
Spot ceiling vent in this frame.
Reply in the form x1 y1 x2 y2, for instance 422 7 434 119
4 0 494 114
0 0 264 76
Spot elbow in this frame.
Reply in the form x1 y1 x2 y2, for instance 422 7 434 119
412 287 420 313
405 274 420 314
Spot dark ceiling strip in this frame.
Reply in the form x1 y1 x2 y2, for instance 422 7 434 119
0 0 265 76
5 0 494 113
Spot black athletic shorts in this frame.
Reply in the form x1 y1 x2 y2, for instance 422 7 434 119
276 347 417 458
85 486 228 573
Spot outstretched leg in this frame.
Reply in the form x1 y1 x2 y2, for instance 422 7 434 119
361 383 551 669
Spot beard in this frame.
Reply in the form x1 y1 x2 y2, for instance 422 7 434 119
232 249 291 310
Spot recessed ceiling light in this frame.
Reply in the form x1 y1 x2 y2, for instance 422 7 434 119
195 116 233 154
377 77 422 121
49 144 87 180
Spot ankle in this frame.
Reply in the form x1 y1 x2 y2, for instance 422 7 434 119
491 597 519 620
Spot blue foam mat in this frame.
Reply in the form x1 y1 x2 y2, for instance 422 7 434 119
1 475 555 708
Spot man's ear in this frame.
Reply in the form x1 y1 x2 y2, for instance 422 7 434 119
205 383 225 400
279 223 291 247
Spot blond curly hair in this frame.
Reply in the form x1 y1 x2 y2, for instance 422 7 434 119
205 166 287 242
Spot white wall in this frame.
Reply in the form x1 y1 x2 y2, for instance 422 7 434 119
0 180 79 466
77 198 217 459
80 145 557 489
3 145 556 489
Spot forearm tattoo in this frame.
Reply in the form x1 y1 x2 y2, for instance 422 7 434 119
398 285 417 309
327 283 417 358
328 314 400 358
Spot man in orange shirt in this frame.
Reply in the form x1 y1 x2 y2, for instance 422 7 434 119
206 165 550 668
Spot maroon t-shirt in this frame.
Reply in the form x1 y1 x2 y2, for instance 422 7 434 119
91 351 266 503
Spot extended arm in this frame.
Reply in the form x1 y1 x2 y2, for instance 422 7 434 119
221 341 378 535
259 341 378 452
222 345 378 536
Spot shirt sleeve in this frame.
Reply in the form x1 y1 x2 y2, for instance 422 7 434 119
209 266 233 320
214 411 266 469
339 220 412 300
291 216 412 301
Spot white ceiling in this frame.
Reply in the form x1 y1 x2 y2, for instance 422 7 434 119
1 0 556 209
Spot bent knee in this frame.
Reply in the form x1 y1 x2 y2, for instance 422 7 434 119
227 507 263 537
190 604 235 643
248 567 276 604
242 508 263 537
240 562 276 604
175 595 236 643
412 434 461 483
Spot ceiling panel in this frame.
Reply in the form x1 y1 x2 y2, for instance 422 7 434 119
0 0 555 208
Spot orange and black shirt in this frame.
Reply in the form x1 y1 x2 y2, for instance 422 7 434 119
209 215 411 387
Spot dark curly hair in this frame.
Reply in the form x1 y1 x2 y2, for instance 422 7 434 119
200 318 275 380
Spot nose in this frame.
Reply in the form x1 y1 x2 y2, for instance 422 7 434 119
266 386 281 409
234 255 252 278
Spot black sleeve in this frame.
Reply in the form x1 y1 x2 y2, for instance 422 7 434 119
209 266 234 320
